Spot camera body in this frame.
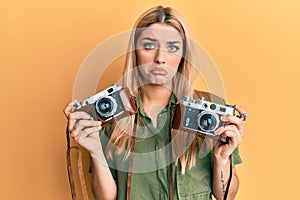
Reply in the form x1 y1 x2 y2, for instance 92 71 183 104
172 96 234 138
74 84 138 127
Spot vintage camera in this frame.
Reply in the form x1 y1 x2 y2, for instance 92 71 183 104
74 84 138 127
172 96 234 141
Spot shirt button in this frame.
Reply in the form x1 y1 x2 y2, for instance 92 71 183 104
158 114 162 118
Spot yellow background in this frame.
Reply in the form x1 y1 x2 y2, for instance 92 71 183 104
1 0 299 199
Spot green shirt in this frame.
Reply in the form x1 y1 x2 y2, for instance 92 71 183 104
99 92 242 200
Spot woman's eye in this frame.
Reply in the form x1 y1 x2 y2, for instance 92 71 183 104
144 43 155 50
168 45 179 52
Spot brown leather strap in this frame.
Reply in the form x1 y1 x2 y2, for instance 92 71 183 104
169 106 175 200
169 141 173 200
126 113 138 200
66 129 76 200
66 128 89 200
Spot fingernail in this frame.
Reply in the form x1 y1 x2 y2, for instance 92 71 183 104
98 121 102 126
221 116 225 121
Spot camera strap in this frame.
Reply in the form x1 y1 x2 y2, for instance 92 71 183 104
169 105 175 200
66 127 89 200
223 155 233 200
126 113 138 200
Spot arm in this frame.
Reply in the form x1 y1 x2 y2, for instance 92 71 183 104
212 105 246 199
212 157 239 199
64 100 117 200
91 155 117 200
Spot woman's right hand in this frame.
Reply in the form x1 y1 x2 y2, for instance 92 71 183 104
63 100 103 157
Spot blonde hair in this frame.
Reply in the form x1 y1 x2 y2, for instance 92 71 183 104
106 6 203 174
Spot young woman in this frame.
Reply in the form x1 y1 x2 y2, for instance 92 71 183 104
64 6 247 200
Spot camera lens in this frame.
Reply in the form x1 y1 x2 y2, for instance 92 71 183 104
96 97 116 117
198 112 218 132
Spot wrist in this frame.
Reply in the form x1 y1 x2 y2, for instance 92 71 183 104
89 147 107 163
213 154 231 166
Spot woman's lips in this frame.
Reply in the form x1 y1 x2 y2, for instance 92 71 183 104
150 68 167 75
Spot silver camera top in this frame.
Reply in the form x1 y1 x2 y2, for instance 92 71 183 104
181 96 234 116
74 84 123 110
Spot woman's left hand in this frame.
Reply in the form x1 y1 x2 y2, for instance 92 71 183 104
213 105 247 161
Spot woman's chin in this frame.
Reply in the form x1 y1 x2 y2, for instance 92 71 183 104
147 78 173 87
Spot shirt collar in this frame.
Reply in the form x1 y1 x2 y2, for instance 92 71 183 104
137 90 177 117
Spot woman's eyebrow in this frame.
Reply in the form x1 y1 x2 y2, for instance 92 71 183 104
142 37 157 42
167 41 182 44
142 37 182 44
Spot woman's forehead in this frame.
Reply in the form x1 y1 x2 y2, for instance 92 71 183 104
138 23 183 42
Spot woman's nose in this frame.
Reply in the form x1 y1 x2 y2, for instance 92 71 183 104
155 48 166 64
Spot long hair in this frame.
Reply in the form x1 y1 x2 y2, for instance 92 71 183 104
106 6 203 174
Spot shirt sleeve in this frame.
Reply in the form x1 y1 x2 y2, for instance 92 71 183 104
231 147 242 166
210 147 242 170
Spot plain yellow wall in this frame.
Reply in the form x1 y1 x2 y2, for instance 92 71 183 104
1 0 299 199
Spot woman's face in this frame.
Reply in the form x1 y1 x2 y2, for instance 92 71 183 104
135 23 184 86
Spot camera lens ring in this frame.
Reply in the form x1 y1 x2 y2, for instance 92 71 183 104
197 111 220 133
95 96 118 118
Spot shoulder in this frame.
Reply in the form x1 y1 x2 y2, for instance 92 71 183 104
193 90 226 105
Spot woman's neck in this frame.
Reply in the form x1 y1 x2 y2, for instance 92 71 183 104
141 84 172 107
140 84 172 127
